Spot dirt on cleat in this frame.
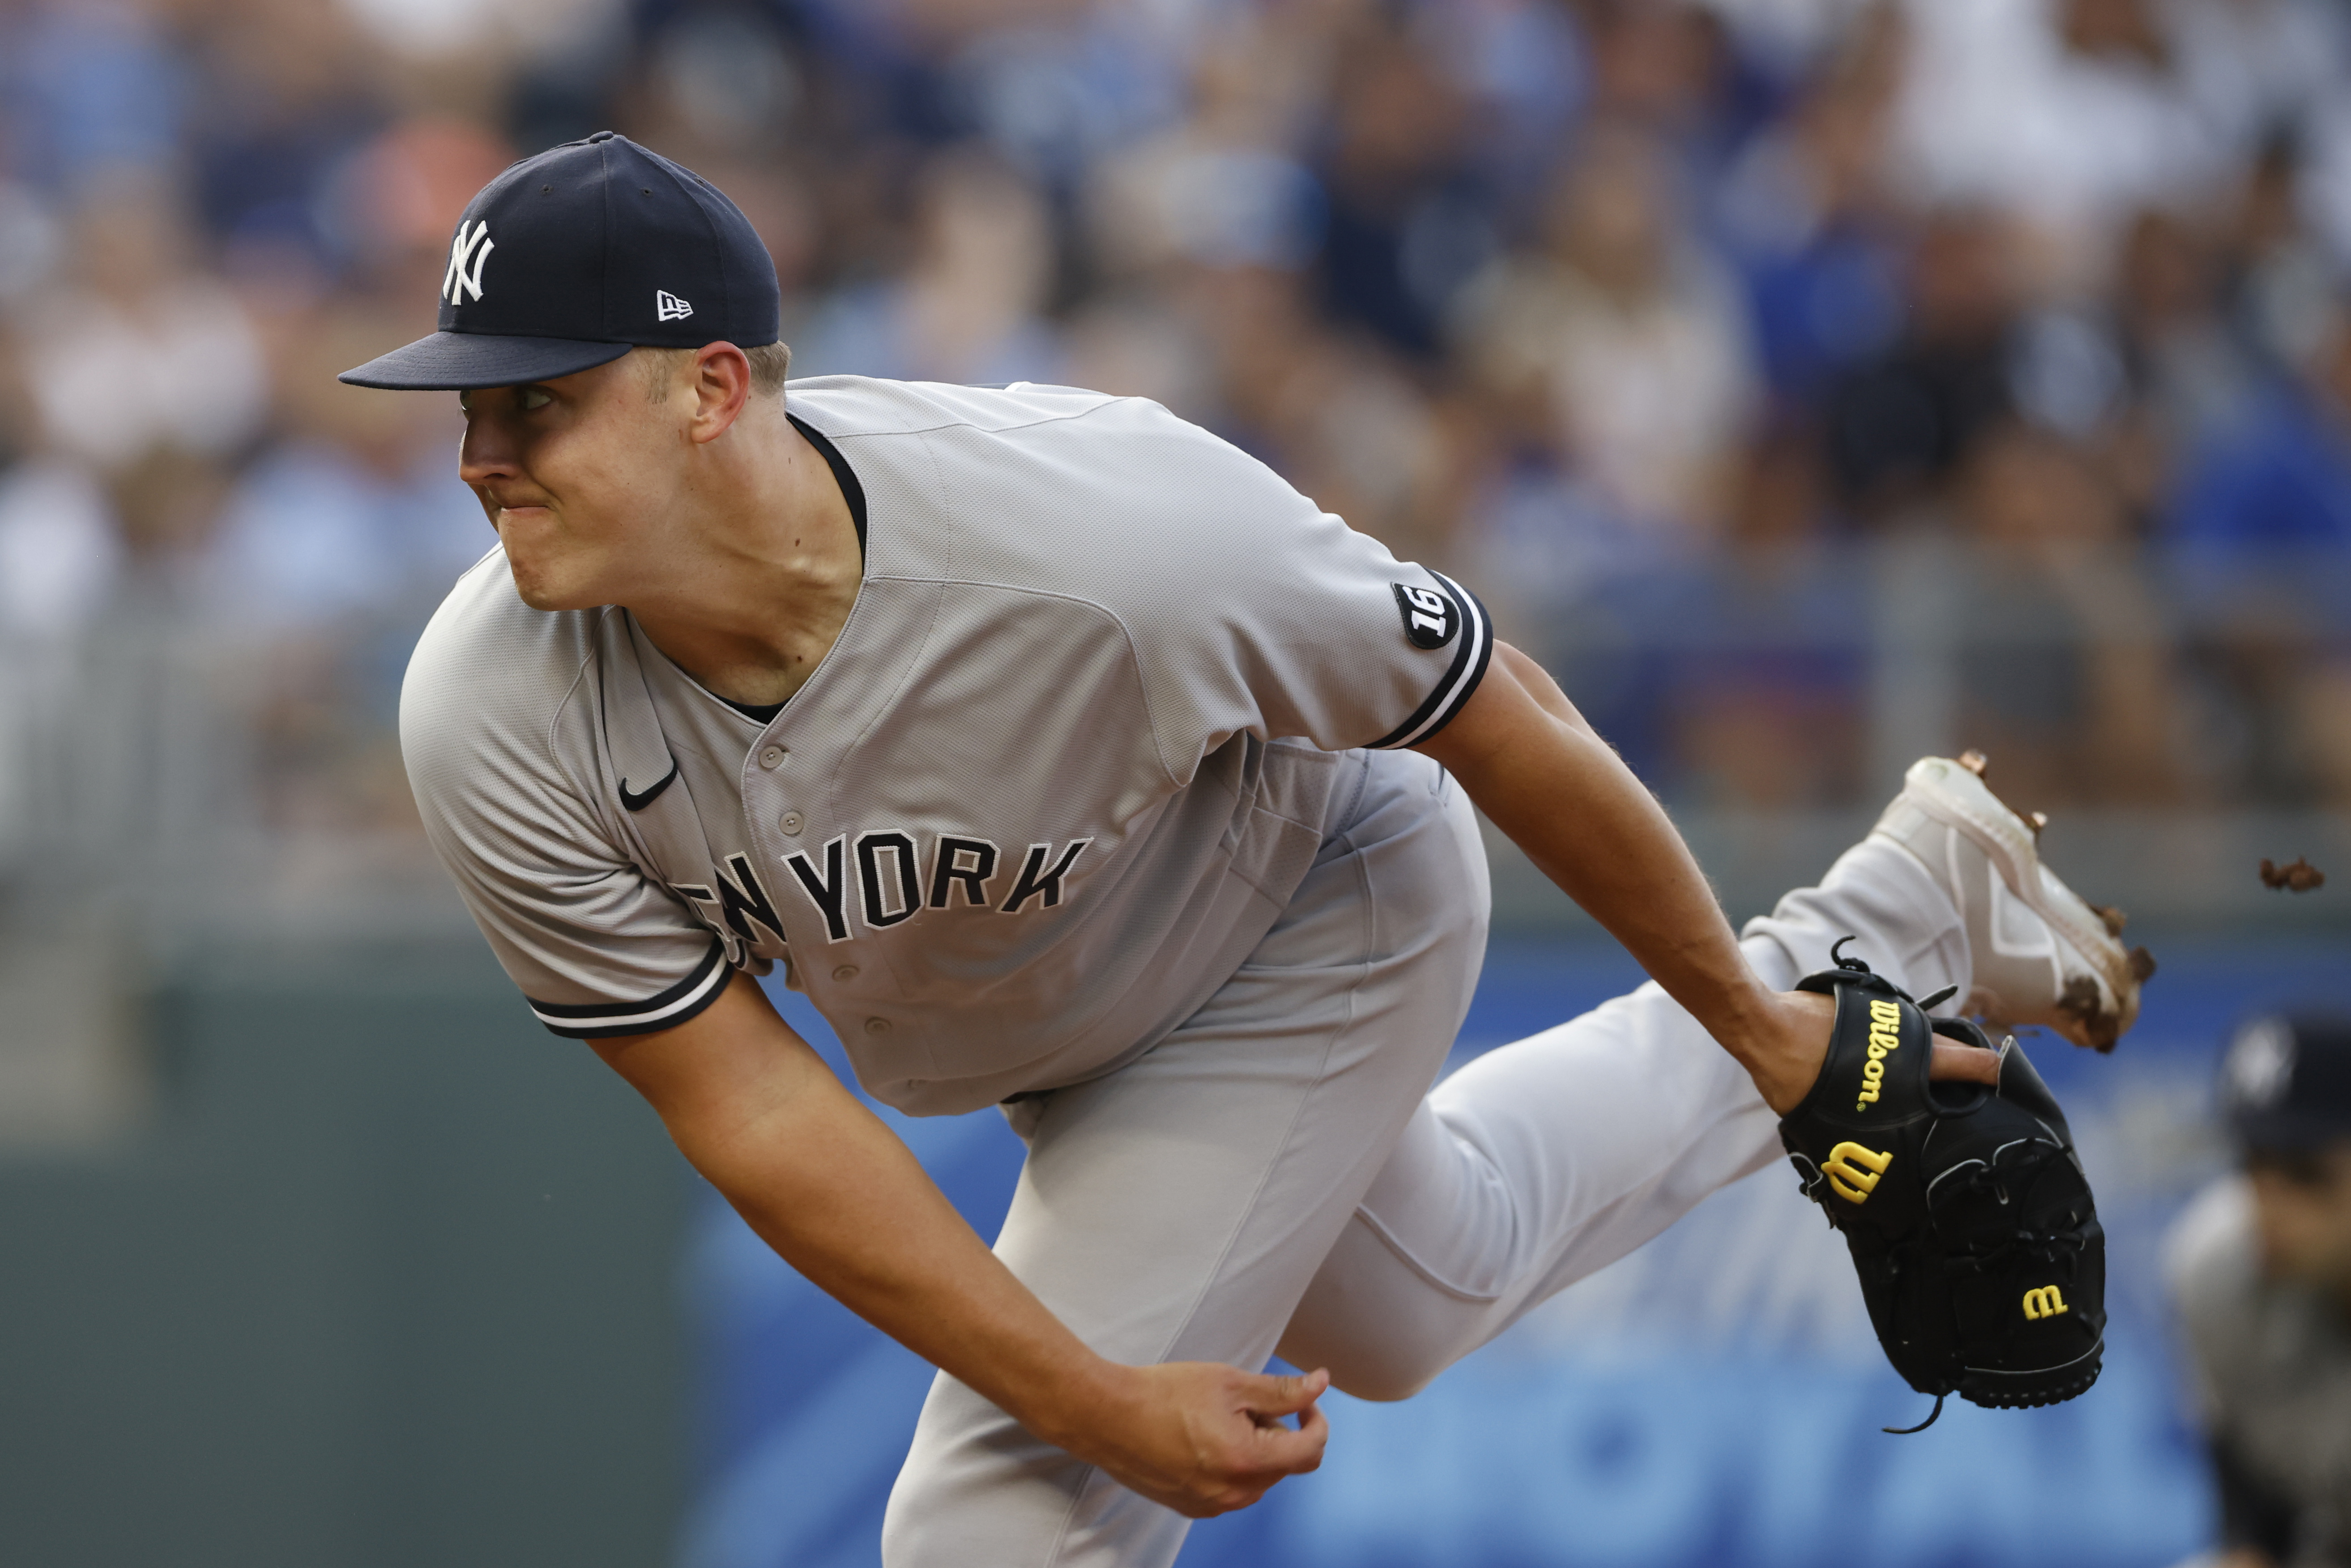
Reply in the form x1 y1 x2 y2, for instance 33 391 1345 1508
1881 756 2153 1054
2259 856 2326 893
2057 977 2124 1053
1954 750 2047 838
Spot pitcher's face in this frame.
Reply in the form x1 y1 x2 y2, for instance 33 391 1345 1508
457 352 690 612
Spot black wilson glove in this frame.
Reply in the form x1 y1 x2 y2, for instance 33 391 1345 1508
1778 941 2106 1431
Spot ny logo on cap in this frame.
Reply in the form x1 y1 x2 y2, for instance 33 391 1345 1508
2228 1018 2296 1110
656 290 694 323
444 220 495 305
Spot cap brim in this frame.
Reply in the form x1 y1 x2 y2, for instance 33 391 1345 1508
337 332 634 391
2235 1108 2351 1154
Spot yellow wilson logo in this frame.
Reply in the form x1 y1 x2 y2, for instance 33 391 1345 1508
1823 1142 1892 1203
2022 1286 2070 1321
1855 998 1903 1111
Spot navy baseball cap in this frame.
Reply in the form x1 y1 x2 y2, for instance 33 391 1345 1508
2222 1012 2351 1154
339 132 780 391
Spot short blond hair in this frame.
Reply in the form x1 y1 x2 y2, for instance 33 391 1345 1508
638 341 792 402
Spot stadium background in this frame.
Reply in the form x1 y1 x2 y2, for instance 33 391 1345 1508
0 0 2348 1564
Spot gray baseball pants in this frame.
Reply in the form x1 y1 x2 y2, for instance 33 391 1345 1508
880 748 1970 1566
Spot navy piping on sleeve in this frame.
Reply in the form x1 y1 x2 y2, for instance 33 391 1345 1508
525 937 733 1039
1367 571 1494 750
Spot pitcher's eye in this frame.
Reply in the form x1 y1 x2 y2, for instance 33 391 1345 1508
457 390 473 414
521 387 552 411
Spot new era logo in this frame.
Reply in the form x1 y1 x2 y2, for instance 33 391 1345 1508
656 290 693 322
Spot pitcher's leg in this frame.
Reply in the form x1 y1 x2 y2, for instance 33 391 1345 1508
883 754 1486 1568
1282 832 1965 1399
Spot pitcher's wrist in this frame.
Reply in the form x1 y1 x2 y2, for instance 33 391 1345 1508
1020 1349 1134 1456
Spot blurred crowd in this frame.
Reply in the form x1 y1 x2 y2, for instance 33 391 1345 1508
6 0 2351 843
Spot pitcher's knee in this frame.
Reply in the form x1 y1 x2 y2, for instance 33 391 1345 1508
1324 1353 1442 1404
1280 1309 1461 1405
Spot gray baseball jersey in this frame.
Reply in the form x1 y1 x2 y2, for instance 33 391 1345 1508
2168 1177 2351 1565
401 376 1491 1116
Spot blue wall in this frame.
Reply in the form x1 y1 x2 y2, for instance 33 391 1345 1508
680 936 2351 1568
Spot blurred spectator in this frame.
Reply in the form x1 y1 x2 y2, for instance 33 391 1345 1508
2 0 187 196
1893 0 2232 283
102 443 234 574
1097 258 1459 565
2096 207 2258 509
2169 1013 2351 1568
183 0 385 268
0 174 64 313
1313 10 1485 360
1821 204 2018 521
0 460 120 644
1442 0 1586 195
1657 425 1869 809
2172 315 2351 585
314 116 518 312
2001 202 2266 527
195 301 486 632
17 173 268 475
2170 0 2351 170
1950 420 2182 807
1716 11 1907 405
790 144 1065 385
1582 0 1757 166
0 328 117 868
616 6 803 170
1072 11 1344 418
1244 324 1455 564
2224 132 2343 380
938 0 1189 187
1455 121 1758 537
0 0 2346 865
1485 424 1868 805
332 0 625 72
1084 12 1326 280
2166 298 2351 803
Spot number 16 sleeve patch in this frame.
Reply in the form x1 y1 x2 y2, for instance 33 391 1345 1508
1367 571 1492 750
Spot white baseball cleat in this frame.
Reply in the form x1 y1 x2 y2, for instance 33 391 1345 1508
1869 752 2155 1051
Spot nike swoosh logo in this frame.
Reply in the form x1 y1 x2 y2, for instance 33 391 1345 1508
619 757 680 813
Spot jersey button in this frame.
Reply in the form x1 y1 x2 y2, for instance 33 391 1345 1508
758 746 785 769
832 964 859 982
863 1017 891 1035
777 811 804 835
